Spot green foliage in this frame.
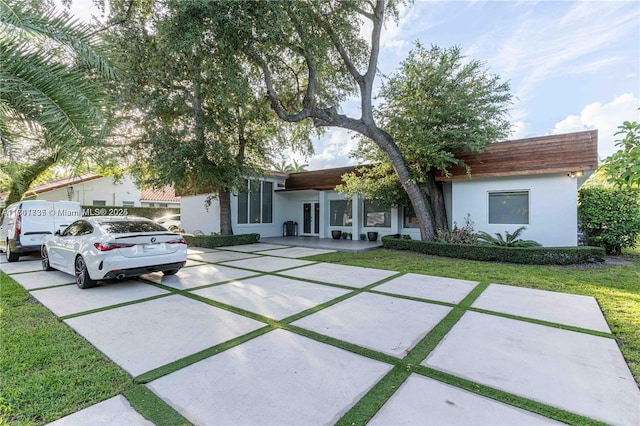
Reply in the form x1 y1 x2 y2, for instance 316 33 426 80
382 235 604 265
378 43 513 173
0 273 132 424
477 226 541 247
0 0 117 204
338 163 409 208
273 158 309 173
341 43 512 207
578 186 640 255
183 233 260 248
600 118 640 188
435 214 478 244
107 0 318 233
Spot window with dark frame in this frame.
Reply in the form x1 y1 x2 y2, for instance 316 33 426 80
363 200 391 228
329 199 352 226
237 179 273 224
488 191 529 224
402 205 420 228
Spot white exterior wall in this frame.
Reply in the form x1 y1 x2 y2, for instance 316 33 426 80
181 194 221 235
37 175 141 206
450 174 579 247
232 176 287 237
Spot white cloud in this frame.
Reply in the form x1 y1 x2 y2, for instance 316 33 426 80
478 2 637 103
552 93 640 158
510 121 533 140
308 129 360 170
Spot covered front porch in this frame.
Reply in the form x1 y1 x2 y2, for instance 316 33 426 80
259 236 382 253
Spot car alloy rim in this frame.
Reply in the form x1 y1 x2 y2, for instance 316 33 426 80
75 257 85 286
42 248 48 268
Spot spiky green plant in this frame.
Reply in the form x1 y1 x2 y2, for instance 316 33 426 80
477 226 541 247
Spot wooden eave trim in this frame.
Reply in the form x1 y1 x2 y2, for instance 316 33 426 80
436 165 598 181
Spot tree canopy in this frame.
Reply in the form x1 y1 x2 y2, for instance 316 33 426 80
137 0 447 240
339 43 512 228
106 0 315 234
0 0 116 205
600 118 640 188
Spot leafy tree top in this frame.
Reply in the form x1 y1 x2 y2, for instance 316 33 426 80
601 117 640 188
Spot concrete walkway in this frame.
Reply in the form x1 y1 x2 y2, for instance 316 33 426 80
2 243 638 425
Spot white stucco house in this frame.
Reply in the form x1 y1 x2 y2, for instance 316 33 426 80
181 130 598 247
9 173 180 208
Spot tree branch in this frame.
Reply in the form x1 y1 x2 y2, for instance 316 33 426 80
309 3 363 83
243 46 313 123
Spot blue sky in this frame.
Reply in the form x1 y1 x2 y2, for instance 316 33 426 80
305 0 640 169
69 0 640 170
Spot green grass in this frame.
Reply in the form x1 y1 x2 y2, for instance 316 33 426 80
307 248 640 386
2 246 638 425
0 274 134 425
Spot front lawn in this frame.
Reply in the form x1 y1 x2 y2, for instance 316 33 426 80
308 249 640 386
0 274 133 425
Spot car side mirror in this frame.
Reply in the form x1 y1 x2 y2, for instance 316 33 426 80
55 230 62 236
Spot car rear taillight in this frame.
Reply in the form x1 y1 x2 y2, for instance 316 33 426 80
167 238 187 245
15 214 21 236
93 242 135 251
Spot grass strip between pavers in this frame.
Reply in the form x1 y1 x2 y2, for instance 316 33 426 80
412 365 609 426
337 280 609 426
59 293 173 320
0 271 133 425
25 281 75 291
6 249 623 425
124 384 193 426
337 282 487 425
134 325 274 383
468 307 615 339
134 272 405 383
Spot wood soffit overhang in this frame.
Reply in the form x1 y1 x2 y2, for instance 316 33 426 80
279 165 364 192
435 129 598 181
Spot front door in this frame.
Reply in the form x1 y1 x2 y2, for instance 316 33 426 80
302 202 320 235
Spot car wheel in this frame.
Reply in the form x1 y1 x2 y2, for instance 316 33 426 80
6 242 19 262
163 268 180 276
75 255 98 289
41 247 55 271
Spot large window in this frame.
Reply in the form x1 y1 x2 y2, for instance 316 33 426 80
403 205 420 229
329 200 352 226
363 200 391 227
237 180 273 224
488 191 529 224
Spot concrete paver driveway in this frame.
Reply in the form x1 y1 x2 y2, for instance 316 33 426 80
2 245 639 425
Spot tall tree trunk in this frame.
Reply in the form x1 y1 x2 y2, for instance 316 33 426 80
4 153 59 206
218 189 233 235
424 168 448 231
368 127 436 240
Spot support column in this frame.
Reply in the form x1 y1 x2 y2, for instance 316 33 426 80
351 194 360 239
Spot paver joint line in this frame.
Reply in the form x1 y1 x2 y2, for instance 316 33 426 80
12 244 635 426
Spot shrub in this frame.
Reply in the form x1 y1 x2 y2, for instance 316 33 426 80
435 214 478 244
477 226 541 247
382 235 604 265
578 186 640 255
183 233 260 248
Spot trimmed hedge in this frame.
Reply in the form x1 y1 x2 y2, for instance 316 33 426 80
381 235 605 265
81 205 179 220
184 233 260 248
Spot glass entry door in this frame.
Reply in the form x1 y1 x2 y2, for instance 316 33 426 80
302 202 320 235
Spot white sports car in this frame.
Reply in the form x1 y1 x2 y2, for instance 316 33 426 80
42 216 187 289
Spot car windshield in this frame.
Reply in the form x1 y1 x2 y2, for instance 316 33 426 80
98 221 169 234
